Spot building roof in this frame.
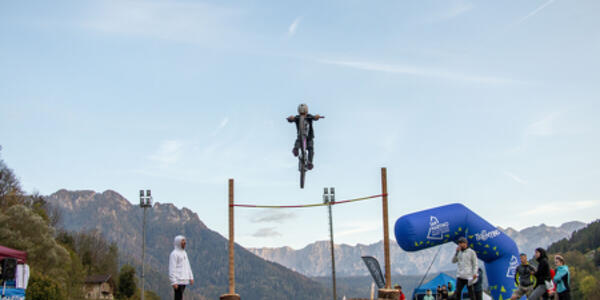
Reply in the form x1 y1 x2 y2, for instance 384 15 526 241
0 245 27 264
85 274 111 284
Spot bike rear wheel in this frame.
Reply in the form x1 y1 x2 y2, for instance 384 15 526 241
299 156 306 189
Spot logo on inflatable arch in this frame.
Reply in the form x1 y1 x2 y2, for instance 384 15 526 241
474 229 501 241
506 255 519 278
427 216 450 240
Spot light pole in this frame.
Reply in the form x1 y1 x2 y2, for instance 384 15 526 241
323 187 337 300
139 189 153 300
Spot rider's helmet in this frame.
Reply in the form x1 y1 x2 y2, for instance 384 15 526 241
298 103 308 115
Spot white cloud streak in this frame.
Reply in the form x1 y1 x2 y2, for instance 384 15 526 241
504 171 527 185
318 59 521 85
288 17 302 37
251 211 296 223
336 221 380 238
511 0 555 27
526 113 560 136
147 140 185 166
252 227 282 238
212 117 229 136
423 3 473 23
518 200 599 217
83 1 242 45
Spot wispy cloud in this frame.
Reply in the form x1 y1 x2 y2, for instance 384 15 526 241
318 59 521 85
251 211 296 223
336 221 380 238
423 2 473 23
510 0 555 27
147 140 185 166
83 1 242 45
518 200 599 217
212 117 230 136
252 227 282 238
288 17 302 37
525 112 560 136
504 171 527 184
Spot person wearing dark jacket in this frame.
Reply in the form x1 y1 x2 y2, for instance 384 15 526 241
528 248 551 300
511 253 536 299
287 103 322 170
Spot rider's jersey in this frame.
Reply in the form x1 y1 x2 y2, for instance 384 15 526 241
288 114 318 139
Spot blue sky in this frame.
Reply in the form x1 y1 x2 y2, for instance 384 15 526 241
1 0 599 249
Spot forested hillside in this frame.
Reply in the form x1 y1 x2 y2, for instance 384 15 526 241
0 147 157 300
546 219 600 299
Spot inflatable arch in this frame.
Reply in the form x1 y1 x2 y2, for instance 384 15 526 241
394 203 519 300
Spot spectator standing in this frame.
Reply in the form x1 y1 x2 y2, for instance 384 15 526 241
394 284 406 300
553 255 571 300
529 248 551 300
440 285 449 300
423 289 435 300
447 282 454 297
450 237 477 300
168 235 194 300
511 253 536 299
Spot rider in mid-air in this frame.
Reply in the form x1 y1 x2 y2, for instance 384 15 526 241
287 103 322 170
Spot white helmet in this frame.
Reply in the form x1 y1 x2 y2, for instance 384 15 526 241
298 103 308 114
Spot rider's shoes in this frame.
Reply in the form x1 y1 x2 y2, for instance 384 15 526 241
307 163 314 170
293 148 299 157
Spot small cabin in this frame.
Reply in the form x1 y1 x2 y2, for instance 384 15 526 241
84 274 114 300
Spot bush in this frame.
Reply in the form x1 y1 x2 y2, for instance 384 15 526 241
26 273 64 300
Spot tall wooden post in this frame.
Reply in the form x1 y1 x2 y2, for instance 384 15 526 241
220 179 241 300
377 167 399 299
381 168 391 288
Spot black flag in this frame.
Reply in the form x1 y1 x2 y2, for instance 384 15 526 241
361 256 385 289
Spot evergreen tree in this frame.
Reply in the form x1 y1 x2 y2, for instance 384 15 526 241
118 264 137 299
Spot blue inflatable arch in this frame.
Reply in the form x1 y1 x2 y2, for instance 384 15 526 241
394 203 519 300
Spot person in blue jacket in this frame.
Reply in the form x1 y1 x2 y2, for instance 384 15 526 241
553 255 571 300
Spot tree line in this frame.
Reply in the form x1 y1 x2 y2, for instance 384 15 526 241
0 146 159 300
546 220 600 299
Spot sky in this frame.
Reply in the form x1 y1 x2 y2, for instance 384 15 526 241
1 0 599 250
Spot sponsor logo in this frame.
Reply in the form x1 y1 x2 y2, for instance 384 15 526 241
506 255 518 278
475 229 501 241
427 216 450 240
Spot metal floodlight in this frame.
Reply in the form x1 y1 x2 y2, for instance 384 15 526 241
138 188 154 300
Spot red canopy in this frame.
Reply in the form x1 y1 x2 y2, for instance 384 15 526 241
0 245 27 264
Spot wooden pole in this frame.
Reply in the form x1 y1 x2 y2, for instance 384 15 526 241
377 167 398 299
381 167 391 289
228 178 235 294
220 179 240 300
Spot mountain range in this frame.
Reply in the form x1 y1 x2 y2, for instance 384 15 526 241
249 221 586 277
46 189 586 299
47 189 329 300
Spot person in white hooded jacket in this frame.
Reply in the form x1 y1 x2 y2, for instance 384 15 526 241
169 235 194 300
450 237 477 300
